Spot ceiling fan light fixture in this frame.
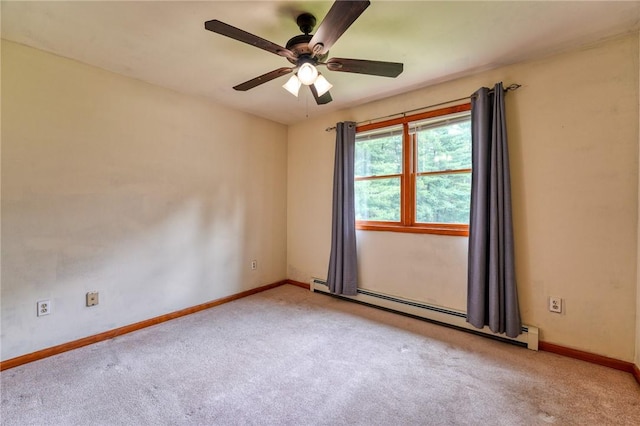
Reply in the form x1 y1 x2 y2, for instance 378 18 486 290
313 74 333 97
297 62 318 85
283 74 302 96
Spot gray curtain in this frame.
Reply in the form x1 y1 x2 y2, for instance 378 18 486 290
327 121 358 295
467 83 522 338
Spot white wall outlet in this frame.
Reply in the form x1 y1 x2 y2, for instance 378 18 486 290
549 297 562 313
251 260 257 270
86 291 99 307
37 300 51 316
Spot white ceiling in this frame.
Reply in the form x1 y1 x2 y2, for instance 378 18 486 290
2 1 640 125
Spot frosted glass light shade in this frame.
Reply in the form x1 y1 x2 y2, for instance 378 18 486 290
313 74 333 96
297 63 318 85
283 75 302 96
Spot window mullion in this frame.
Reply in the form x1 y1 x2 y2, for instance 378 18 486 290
416 168 472 177
401 123 413 226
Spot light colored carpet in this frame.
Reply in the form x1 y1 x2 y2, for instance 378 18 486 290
1 284 639 425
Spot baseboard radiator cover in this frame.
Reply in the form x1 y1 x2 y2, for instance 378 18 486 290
310 278 538 350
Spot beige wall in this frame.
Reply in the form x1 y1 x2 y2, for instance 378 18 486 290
288 34 639 361
1 40 288 361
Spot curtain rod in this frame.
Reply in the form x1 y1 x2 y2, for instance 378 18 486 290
325 83 521 132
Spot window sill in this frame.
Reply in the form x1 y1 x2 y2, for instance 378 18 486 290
356 223 469 237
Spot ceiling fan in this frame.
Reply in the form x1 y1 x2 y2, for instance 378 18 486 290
204 0 403 105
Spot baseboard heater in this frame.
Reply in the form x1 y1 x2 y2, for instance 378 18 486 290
310 278 539 350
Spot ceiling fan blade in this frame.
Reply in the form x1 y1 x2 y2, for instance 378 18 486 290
309 0 370 56
326 58 403 77
233 68 294 91
309 85 332 105
204 20 295 59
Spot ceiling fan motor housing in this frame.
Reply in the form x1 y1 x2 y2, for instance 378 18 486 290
285 34 328 65
286 14 328 66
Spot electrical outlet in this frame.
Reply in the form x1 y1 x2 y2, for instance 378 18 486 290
549 297 562 313
251 260 257 270
86 291 99 307
37 300 51 317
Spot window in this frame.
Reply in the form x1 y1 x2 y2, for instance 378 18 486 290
354 104 472 236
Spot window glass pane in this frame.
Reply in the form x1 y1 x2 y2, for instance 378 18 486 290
416 173 471 223
355 177 401 222
355 126 403 177
416 117 471 173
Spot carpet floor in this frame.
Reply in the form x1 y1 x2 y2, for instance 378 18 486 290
1 284 639 425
